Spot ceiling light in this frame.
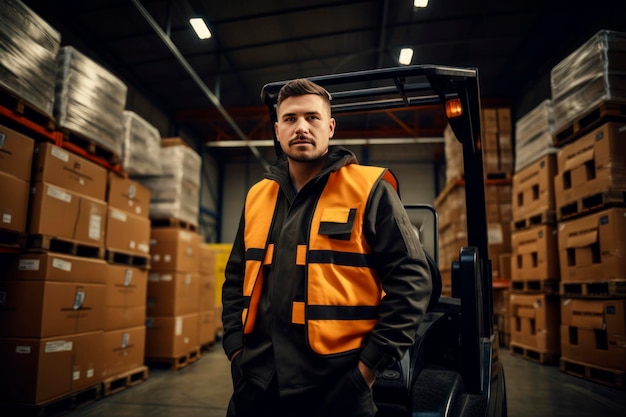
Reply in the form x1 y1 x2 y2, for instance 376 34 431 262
414 0 429 7
189 17 212 39
399 48 414 65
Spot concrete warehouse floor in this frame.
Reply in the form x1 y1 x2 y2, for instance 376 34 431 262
52 345 626 417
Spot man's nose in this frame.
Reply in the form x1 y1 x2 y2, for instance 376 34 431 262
294 118 308 134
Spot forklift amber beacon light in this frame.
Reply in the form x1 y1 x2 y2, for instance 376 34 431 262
445 98 463 118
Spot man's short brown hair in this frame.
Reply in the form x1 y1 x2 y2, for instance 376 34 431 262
276 79 332 114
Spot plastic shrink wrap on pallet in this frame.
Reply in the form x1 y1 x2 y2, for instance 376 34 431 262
136 144 201 228
551 30 626 132
121 110 163 176
54 45 128 156
0 0 60 116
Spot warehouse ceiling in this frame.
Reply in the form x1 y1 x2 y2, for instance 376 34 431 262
22 0 626 157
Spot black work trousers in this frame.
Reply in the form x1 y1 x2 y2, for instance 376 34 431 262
226 356 377 417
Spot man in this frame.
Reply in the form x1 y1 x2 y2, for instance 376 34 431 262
222 78 432 417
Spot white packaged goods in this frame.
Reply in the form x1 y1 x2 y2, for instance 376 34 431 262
54 46 128 156
136 145 201 227
551 30 626 132
121 111 163 176
514 99 558 171
0 0 60 116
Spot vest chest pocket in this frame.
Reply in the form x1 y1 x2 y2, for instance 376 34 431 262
318 208 356 241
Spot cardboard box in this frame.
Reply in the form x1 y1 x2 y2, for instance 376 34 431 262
105 207 151 256
0 336 74 404
29 182 107 246
104 264 148 331
510 293 560 353
558 208 626 281
0 280 105 338
145 313 199 358
150 228 202 273
102 326 146 379
107 172 151 217
147 272 200 316
0 331 102 405
0 124 35 182
198 309 216 346
199 244 216 275
512 154 557 223
11 252 107 284
33 142 108 201
0 172 29 233
199 272 216 311
561 298 626 371
511 225 559 281
71 331 104 392
555 122 626 213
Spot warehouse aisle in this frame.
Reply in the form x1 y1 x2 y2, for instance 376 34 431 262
61 346 625 417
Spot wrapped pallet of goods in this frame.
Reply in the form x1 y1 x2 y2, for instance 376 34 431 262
54 45 128 159
514 99 558 172
121 110 163 177
136 140 201 229
551 30 626 145
0 0 60 117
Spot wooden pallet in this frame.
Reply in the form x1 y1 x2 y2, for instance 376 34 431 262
4 383 101 417
511 279 560 294
509 343 559 365
60 127 121 165
150 217 199 232
146 346 201 370
0 228 27 250
0 85 56 132
27 234 105 259
560 357 625 388
105 249 150 269
512 210 557 231
102 365 149 397
554 100 626 147
558 188 626 220
560 280 626 298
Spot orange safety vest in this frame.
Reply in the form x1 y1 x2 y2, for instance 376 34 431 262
242 164 398 355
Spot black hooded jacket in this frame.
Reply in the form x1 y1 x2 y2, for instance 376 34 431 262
222 146 432 395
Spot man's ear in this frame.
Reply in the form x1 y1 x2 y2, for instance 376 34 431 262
329 118 336 138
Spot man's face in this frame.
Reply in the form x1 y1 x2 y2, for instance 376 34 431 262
274 94 336 163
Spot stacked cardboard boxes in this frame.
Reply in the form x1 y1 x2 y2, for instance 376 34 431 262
102 173 151 385
0 124 34 244
555 124 626 384
145 227 203 365
550 30 626 387
509 100 561 364
198 244 217 347
437 108 513 298
0 143 109 405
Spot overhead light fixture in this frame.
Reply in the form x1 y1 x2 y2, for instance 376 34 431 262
189 17 212 39
414 0 429 7
399 48 414 65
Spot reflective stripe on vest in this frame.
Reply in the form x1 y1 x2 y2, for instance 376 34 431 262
241 180 279 334
242 165 398 355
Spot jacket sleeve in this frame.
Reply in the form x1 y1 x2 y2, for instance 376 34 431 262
221 212 246 360
359 179 433 373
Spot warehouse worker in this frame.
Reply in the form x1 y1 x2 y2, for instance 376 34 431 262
221 78 433 417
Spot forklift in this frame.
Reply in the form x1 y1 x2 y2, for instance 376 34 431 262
261 65 508 417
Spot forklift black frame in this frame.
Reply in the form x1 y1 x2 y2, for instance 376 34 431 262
260 65 506 417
